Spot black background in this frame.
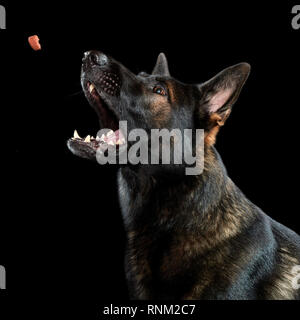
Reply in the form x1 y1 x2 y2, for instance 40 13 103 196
0 0 299 315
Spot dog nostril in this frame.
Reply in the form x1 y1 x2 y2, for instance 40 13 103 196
90 52 99 65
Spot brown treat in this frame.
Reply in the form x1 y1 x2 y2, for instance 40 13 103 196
28 35 41 51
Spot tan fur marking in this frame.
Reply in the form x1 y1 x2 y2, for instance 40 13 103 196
205 110 231 146
266 247 299 299
205 126 220 146
150 95 171 126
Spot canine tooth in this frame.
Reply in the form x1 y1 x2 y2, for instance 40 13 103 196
74 130 81 139
89 84 95 93
96 136 100 141
84 135 91 143
107 130 114 137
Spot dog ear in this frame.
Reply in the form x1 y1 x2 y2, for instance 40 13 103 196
198 63 251 145
152 53 170 76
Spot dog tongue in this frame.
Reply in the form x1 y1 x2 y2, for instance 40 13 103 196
105 129 124 144
115 130 121 140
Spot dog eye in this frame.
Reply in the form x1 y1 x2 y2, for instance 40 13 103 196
153 85 167 96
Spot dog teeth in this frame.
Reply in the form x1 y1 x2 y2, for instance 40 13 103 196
73 130 81 139
116 138 125 145
89 84 95 93
95 132 120 144
84 135 91 143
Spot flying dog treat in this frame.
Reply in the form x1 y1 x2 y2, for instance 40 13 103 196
28 35 41 51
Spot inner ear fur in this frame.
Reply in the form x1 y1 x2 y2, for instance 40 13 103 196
198 63 251 146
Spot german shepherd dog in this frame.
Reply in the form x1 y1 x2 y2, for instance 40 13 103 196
68 51 300 299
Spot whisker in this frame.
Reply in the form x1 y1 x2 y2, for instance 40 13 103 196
66 90 84 98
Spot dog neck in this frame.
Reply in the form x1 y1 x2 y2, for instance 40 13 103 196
117 146 253 238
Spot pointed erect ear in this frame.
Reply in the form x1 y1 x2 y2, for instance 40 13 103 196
152 53 170 76
198 63 251 145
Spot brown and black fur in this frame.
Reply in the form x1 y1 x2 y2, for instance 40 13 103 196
68 51 300 300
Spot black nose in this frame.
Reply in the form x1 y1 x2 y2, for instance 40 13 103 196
83 51 108 66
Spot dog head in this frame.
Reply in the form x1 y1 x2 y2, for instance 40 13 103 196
67 51 250 174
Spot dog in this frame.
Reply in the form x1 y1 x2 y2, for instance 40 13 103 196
68 51 300 299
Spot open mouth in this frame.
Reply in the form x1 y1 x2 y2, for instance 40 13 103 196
67 72 126 160
70 127 125 147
